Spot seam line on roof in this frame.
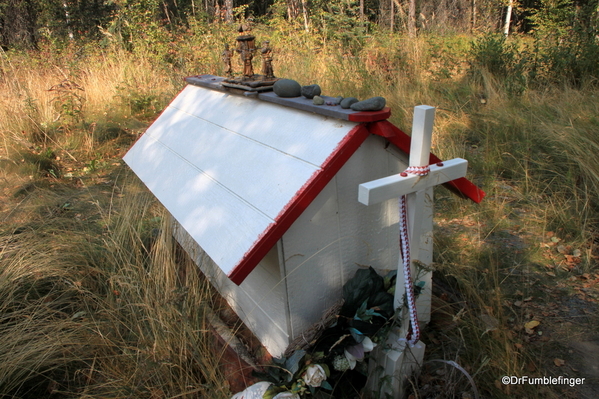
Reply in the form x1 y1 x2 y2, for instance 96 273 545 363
168 102 355 169
140 131 278 222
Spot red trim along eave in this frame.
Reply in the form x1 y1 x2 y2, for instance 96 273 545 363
369 120 486 204
227 124 371 285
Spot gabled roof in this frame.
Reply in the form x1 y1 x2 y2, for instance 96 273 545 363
124 80 484 285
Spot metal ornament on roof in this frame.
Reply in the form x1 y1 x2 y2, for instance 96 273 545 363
221 21 279 92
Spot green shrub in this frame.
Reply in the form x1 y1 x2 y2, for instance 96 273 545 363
468 34 528 95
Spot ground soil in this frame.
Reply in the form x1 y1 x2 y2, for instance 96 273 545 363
423 212 599 399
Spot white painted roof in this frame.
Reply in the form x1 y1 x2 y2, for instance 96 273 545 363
124 85 362 283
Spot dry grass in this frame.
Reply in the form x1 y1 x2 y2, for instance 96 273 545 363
417 76 599 397
0 174 231 398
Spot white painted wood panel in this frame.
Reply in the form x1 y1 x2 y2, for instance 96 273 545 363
280 181 342 338
139 106 321 219
279 135 430 340
335 135 406 284
125 132 273 275
173 219 290 357
168 86 358 167
414 186 433 324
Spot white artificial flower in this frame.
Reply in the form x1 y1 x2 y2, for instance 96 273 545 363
303 364 327 387
333 355 351 371
230 381 272 399
343 348 358 370
343 337 378 370
362 336 377 352
273 392 300 399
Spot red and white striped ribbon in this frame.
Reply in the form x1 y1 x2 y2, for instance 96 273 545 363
399 165 430 346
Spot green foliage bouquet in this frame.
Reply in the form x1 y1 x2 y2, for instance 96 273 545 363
233 267 401 399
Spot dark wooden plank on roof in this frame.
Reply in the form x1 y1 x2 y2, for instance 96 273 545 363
185 75 228 91
257 91 352 120
256 92 392 122
185 74 391 123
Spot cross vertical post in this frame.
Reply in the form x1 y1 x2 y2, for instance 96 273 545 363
394 105 434 312
360 105 469 398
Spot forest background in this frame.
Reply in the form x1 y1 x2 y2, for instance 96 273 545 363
1 0 599 397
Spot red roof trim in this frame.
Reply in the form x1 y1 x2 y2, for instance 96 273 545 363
368 120 486 203
228 124 371 285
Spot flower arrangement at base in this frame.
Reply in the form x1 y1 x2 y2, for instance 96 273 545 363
230 266 426 399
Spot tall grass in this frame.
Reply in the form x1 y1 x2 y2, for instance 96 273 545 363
1 23 598 398
0 175 231 398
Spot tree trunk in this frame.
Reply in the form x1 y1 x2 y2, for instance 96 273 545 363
205 0 215 20
301 0 309 31
471 0 476 32
224 0 233 22
503 0 513 36
408 0 416 37
378 0 397 31
360 0 364 25
287 0 299 20
390 0 394 32
1 0 37 48
162 1 173 25
61 1 74 40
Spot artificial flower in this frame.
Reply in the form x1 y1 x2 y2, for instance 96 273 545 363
362 336 377 352
343 336 378 370
230 381 272 399
343 348 358 370
272 392 300 399
333 355 351 371
302 364 327 387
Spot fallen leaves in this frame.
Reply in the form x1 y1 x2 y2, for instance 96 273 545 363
553 358 566 367
524 320 540 329
564 254 582 266
524 320 540 334
480 313 500 334
541 234 584 272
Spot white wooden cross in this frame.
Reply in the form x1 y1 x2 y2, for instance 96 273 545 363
361 105 468 397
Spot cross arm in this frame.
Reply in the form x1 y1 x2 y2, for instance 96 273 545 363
368 120 485 203
358 158 468 206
